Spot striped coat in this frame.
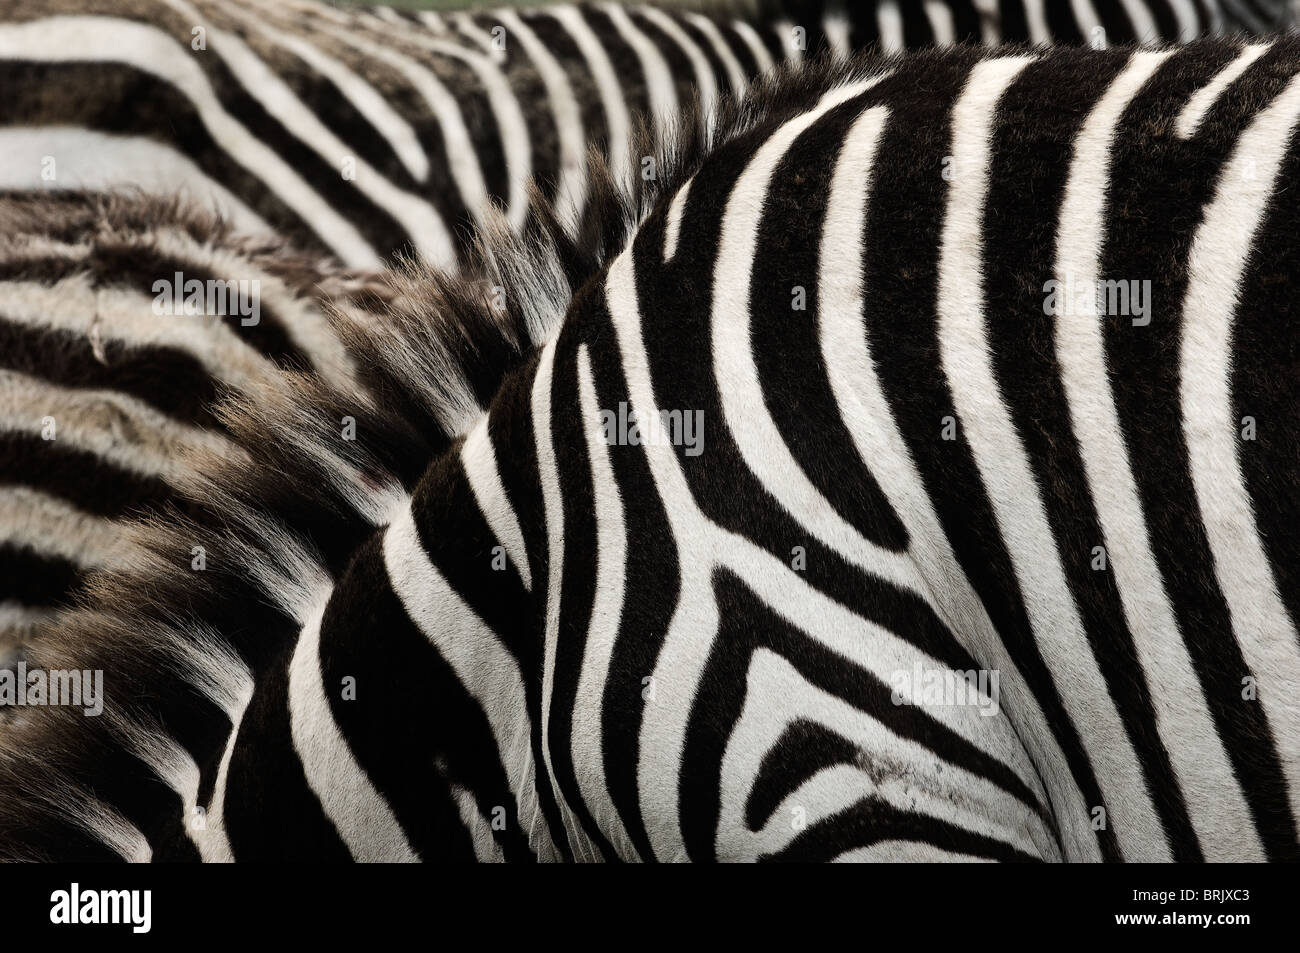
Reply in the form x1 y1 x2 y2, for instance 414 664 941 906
2 35 1296 861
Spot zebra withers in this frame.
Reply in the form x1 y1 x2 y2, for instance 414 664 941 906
3 36 1300 861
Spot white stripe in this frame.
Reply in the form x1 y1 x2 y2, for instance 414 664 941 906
0 485 129 568
394 34 532 232
1180 69 1300 830
662 175 693 263
1055 48 1265 861
685 11 749 97
821 8 852 60
498 10 588 222
605 3 680 135
447 778 508 861
529 338 597 861
288 598 419 861
452 12 506 63
371 7 408 27
1167 0 1201 40
711 81 928 597
941 55 1170 861
569 346 636 858
385 502 561 859
0 128 272 238
770 17 804 64
878 0 905 52
974 0 1003 44
1023 0 1053 43
254 23 431 182
718 652 1054 861
835 842 996 862
1 278 276 395
924 0 958 44
1176 43 1267 139
0 16 379 267
5 350 244 458
301 14 492 241
550 5 632 191
416 11 449 34
637 6 719 125
731 20 775 74
460 418 532 592
0 600 59 633
1118 0 1161 42
818 103 1100 862
0 371 208 481
1070 0 1104 39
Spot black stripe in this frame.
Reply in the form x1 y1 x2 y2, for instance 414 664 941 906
533 319 621 861
318 533 517 861
0 432 172 518
1099 39 1300 859
222 641 356 861
948 0 983 43
984 48 1202 860
579 5 652 132
0 60 331 258
762 795 1043 861
1044 0 1086 42
1092 0 1140 42
998 0 1031 42
854 52 1122 860
745 719 860 830
679 571 1049 860
899 0 937 47
486 361 576 862
0 541 83 608
1146 0 1185 39
580 299 681 862
751 94 910 554
522 10 611 170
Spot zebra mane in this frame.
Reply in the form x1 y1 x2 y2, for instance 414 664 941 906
0 44 945 857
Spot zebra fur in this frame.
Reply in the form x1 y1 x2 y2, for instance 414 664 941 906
12 0 1282 675
2 35 1298 861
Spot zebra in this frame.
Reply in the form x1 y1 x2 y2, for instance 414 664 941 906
0 0 812 270
0 192 395 672
9 0 1287 685
3 33 1297 862
2 0 1291 271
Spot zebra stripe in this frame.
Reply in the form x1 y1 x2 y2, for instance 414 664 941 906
3 36 1296 862
5 0 1285 270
